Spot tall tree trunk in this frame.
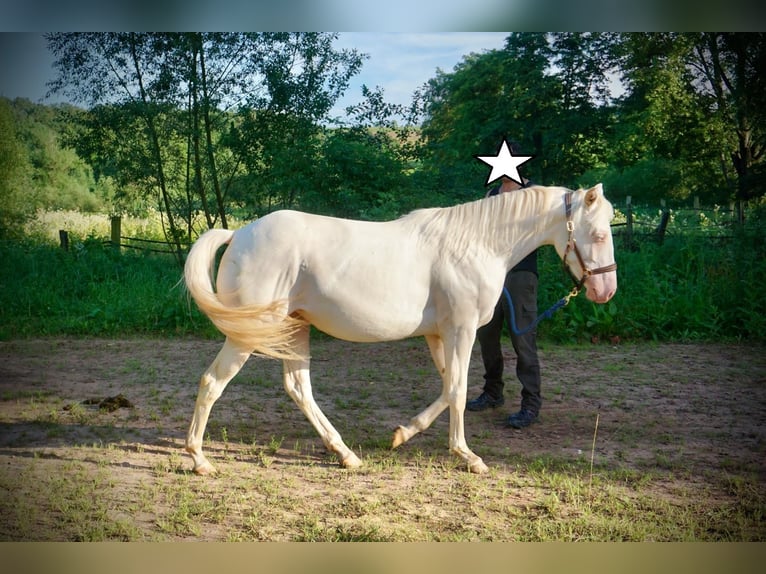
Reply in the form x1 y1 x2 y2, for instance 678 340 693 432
198 40 228 229
189 38 214 229
704 33 756 201
128 34 184 265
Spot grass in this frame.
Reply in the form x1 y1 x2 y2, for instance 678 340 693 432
2 208 766 343
7 388 761 542
0 238 215 340
1 430 762 541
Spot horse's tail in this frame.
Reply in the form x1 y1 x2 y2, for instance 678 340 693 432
184 228 307 360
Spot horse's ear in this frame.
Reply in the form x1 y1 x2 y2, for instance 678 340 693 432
584 183 604 208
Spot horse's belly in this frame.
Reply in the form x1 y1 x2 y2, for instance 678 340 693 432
297 298 434 343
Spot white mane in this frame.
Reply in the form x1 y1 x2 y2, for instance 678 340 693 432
401 186 561 261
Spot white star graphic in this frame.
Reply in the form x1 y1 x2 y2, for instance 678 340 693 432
475 140 534 186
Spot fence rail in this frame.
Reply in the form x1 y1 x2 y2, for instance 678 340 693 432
55 198 757 253
614 195 750 248
57 215 189 255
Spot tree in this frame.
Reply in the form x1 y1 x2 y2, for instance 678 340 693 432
416 34 561 200
223 33 365 216
613 33 766 203
49 33 192 260
47 33 364 262
416 33 623 201
692 33 766 201
0 98 32 238
547 33 619 182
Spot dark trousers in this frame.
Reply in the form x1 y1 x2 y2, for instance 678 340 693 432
476 270 542 414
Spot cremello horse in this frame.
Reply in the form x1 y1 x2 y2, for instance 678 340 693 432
184 184 617 474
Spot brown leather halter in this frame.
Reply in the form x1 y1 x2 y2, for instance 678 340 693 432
563 191 618 291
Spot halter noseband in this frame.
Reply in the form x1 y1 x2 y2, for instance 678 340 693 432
563 191 618 291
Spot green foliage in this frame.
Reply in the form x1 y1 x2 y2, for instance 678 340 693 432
616 33 765 203
416 32 764 206
1 97 111 240
15 33 765 225
536 226 766 342
0 239 218 340
46 32 366 250
0 98 33 238
416 33 622 192
305 126 415 220
5 98 107 213
417 34 565 190
578 157 690 204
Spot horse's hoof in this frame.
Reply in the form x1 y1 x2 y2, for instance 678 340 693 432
392 426 406 449
468 459 489 474
192 461 217 476
341 452 362 469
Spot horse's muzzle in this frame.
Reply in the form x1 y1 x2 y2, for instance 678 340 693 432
584 271 617 304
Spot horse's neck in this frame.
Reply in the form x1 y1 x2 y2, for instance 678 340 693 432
487 187 563 266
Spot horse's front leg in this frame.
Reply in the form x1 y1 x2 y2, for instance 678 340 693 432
392 331 488 474
443 328 488 474
392 334 450 447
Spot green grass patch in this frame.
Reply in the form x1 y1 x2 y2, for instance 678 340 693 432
0 238 219 340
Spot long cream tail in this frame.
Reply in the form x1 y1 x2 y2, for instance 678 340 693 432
184 228 306 360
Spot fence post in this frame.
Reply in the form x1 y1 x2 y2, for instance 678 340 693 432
59 230 69 251
657 209 670 245
625 195 633 250
110 216 121 251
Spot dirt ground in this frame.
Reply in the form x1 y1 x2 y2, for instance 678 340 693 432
0 336 764 541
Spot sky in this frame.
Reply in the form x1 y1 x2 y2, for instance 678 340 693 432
329 32 508 119
0 32 509 120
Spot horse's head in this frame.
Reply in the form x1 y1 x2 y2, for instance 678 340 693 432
555 184 617 304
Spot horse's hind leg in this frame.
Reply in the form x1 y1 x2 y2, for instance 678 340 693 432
186 338 252 475
282 325 362 469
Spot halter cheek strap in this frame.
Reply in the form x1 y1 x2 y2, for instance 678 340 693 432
501 190 618 331
563 192 618 290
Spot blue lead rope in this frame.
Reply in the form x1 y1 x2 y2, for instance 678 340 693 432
502 285 579 337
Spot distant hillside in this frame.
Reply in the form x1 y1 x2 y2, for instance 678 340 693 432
2 97 112 216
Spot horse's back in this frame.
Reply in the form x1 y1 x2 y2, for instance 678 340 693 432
217 210 438 341
225 210 396 269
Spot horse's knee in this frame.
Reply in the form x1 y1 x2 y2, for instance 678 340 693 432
197 375 225 404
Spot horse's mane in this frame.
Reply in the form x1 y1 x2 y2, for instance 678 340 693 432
401 186 560 260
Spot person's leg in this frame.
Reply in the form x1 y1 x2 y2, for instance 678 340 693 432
467 299 506 410
507 271 542 425
477 301 505 398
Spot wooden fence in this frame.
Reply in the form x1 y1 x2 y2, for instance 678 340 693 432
57 216 189 255
613 196 748 249
57 199 753 253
